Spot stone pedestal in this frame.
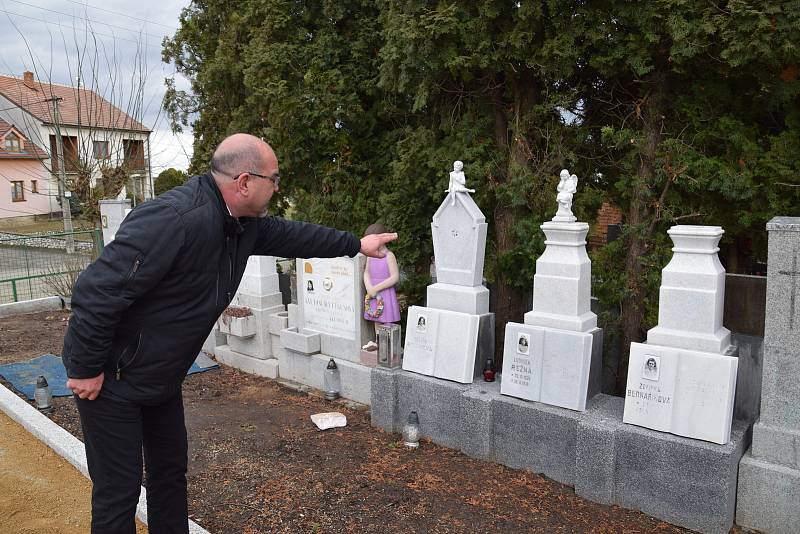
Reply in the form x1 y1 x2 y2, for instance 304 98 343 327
623 225 737 444
99 199 131 244
403 168 494 384
523 222 597 332
501 219 601 411
214 256 284 379
646 225 731 353
737 217 800 534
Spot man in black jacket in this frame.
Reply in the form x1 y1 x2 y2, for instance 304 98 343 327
62 133 397 533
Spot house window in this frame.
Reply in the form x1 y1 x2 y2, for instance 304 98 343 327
4 133 21 152
93 140 110 159
11 181 24 201
31 180 38 193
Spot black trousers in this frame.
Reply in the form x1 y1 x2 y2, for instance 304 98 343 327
75 389 189 534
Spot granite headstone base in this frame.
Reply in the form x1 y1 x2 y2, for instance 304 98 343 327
737 451 800 534
371 368 750 534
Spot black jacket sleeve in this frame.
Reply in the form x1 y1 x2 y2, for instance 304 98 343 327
62 200 186 378
253 217 360 259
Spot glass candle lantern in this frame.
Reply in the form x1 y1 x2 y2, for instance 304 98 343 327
402 411 420 449
35 375 53 413
324 358 341 401
483 359 496 382
377 323 402 368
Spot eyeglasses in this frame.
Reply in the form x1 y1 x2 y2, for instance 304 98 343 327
242 171 280 188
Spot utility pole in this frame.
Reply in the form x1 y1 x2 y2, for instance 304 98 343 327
46 96 75 254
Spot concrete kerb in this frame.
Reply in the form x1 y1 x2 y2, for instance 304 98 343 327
0 295 67 318
0 383 210 534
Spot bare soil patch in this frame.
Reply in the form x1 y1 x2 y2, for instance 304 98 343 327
0 311 750 533
0 411 146 533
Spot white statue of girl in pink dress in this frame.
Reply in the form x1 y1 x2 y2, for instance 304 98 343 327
362 222 401 350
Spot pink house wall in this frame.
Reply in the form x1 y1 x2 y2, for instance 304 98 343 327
0 160 52 218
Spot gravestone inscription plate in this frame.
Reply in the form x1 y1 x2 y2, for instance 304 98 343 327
403 306 480 383
624 342 738 444
300 257 358 338
501 323 599 411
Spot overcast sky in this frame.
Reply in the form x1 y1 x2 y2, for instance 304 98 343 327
0 0 194 173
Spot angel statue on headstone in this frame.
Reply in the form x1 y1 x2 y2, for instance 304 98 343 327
553 169 578 222
446 160 475 205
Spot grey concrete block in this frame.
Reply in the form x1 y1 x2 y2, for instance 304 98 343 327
575 395 623 504
369 371 750 534
280 327 321 354
737 452 800 534
396 372 472 452
459 383 495 459
214 346 279 379
750 421 800 469
764 231 800 351
370 367 399 432
759 344 800 430
614 419 750 534
267 311 289 335
492 390 581 484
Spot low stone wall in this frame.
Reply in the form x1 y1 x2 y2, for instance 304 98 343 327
372 368 750 534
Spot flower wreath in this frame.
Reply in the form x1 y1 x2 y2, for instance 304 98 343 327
364 293 385 319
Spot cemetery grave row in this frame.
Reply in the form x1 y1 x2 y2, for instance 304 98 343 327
97 162 799 534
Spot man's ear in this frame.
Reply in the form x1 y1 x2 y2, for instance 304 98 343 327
235 173 250 196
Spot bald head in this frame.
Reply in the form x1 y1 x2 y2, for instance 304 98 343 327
211 133 280 218
210 133 276 182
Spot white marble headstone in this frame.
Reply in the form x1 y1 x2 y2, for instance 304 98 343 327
623 343 738 444
501 323 599 411
296 256 371 362
623 225 738 444
431 192 487 287
403 306 480 383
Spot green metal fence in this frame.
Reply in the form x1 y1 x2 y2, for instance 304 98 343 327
0 229 103 304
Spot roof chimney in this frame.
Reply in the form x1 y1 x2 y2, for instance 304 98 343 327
23 71 34 87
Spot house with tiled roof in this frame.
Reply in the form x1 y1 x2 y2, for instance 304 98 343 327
0 117 51 218
0 71 152 222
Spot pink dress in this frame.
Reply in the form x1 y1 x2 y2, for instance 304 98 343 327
364 256 401 323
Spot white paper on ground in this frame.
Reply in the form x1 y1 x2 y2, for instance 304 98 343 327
310 412 347 430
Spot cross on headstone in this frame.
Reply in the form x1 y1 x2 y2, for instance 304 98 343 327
777 251 800 330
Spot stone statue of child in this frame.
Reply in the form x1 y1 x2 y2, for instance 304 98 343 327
446 160 475 205
554 169 578 222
